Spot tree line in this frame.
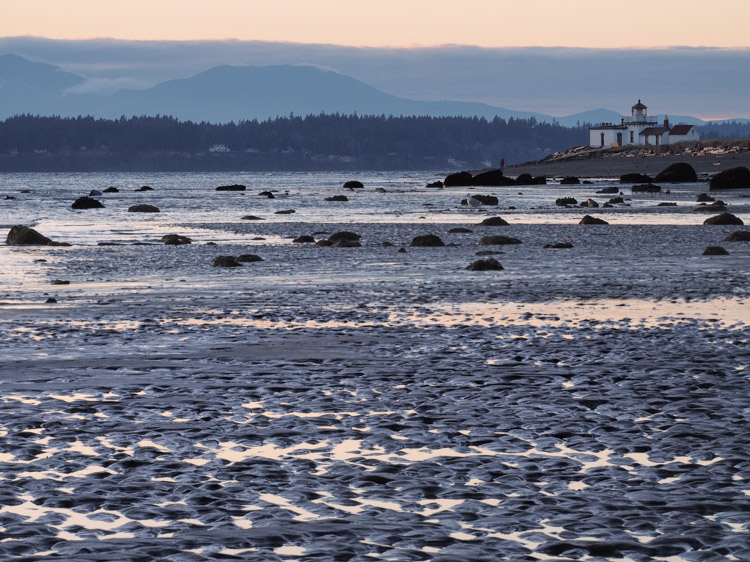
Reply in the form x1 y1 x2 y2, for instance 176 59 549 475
0 113 589 171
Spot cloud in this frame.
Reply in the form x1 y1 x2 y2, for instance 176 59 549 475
64 77 151 95
2 37 750 119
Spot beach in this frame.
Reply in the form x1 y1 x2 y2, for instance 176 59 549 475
1 168 749 560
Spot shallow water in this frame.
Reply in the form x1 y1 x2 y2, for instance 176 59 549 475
1 171 749 560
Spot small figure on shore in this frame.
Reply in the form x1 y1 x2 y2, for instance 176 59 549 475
500 158 505 173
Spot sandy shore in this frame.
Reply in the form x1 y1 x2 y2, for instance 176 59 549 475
508 150 750 178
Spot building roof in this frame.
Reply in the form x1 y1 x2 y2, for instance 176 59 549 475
632 100 647 110
589 123 627 130
640 126 669 136
669 124 695 135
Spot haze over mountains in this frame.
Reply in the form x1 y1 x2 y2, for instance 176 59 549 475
1 48 746 127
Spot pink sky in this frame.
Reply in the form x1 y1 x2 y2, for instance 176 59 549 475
5 0 750 48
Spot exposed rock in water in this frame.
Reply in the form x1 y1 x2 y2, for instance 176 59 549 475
426 181 444 188
237 254 263 262
724 231 750 242
161 234 192 245
89 189 102 196
293 235 316 243
703 246 729 255
259 190 275 198
654 162 697 183
693 202 727 213
448 227 473 233
478 235 521 245
6 225 70 246
709 166 750 190
410 234 445 247
620 173 652 184
135 185 153 191
331 239 361 247
478 216 509 226
703 213 744 226
128 204 160 213
471 169 515 186
696 193 715 202
325 195 349 202
597 186 620 194
608 197 625 204
585 199 599 208
343 180 364 188
560 176 580 185
103 187 119 193
556 197 577 206
444 171 473 187
216 184 246 191
72 196 104 209
544 241 574 249
328 231 361 244
579 215 609 225
275 209 296 214
241 215 264 220
632 184 661 193
212 255 241 267
466 257 504 271
462 194 499 205
515 173 546 185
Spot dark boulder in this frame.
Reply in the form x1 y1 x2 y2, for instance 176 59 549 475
237 254 263 262
161 234 192 245
478 235 521 246
343 180 364 188
693 202 727 213
448 227 473 233
608 196 625 204
585 198 599 208
128 204 160 213
426 180 444 188
654 162 697 183
596 186 620 194
259 191 275 198
620 173 652 184
241 215 264 220
579 215 609 225
216 184 246 191
724 231 750 242
703 213 744 226
515 173 546 185
72 196 104 209
328 231 361 244
89 189 102 196
471 194 499 205
632 184 661 193
410 234 445 247
275 209 296 214
135 185 153 192
696 193 715 202
212 255 241 267
466 258 504 271
471 169 516 186
544 241 574 249
293 235 316 243
709 166 750 190
325 195 349 202
315 239 333 247
556 197 577 206
444 171 473 187
560 176 580 185
6 225 70 246
331 239 361 247
478 216 509 226
103 187 119 193
703 246 729 255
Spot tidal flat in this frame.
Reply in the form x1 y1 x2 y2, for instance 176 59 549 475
1 169 749 560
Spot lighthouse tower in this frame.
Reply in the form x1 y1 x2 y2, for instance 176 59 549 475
631 100 648 122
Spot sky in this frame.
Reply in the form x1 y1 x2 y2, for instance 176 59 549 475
4 0 750 48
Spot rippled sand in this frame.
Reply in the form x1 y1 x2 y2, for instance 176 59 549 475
1 174 750 560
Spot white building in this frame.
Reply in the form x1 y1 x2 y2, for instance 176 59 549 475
589 100 699 148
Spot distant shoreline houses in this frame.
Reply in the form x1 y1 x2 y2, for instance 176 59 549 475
589 100 699 149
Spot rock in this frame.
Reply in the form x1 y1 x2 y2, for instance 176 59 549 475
444 171 474 187
709 166 750 190
331 240 361 247
315 239 334 247
328 231 361 244
703 246 729 255
579 215 609 225
620 173 652 184
343 180 364 188
462 194 499 205
241 215 264 220
657 202 677 206
478 235 521 245
397 247 407 253
703 213 744 225
585 199 599 208
72 196 104 209
103 187 119 193
556 197 577 206
275 209 295 214
515 173 546 185
237 254 263 262
212 255 241 267
6 225 70 246
475 250 502 256
724 231 750 242
51 279 70 285
478 216 509 226
696 193 715 202
89 189 102 196
135 185 153 191
426 181 444 188
325 195 349 202
448 227 473 233
693 202 727 213
471 169 516 186
597 186 620 194
544 242 574 249
293 235 316 243
259 190 275 198
410 234 445 247
608 196 625 204
560 176 580 185
161 234 192 245
128 204 160 213
466 258 504 271
654 162 697 183
216 184 246 191
632 184 661 193
45 297 57 304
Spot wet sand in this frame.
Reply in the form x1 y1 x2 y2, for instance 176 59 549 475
1 178 750 560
